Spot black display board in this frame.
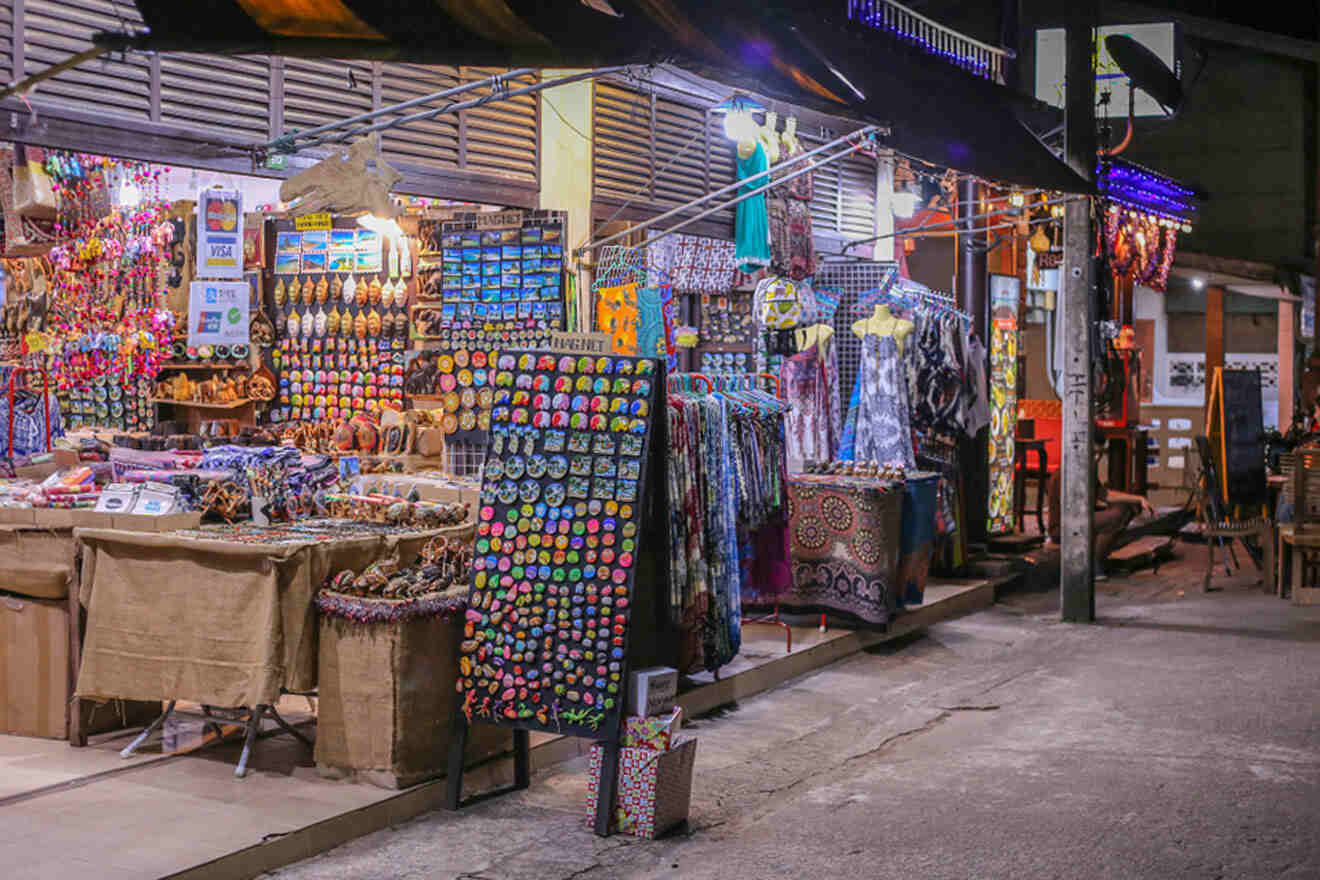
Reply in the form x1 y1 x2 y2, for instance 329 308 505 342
446 351 665 836
1211 368 1267 511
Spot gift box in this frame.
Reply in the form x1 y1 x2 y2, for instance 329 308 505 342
627 666 677 716
585 738 697 839
621 707 683 751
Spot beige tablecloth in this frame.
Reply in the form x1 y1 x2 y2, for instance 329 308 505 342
75 525 458 708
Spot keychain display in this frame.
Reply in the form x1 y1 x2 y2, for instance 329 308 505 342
265 221 415 425
457 354 658 735
32 155 173 432
414 215 565 352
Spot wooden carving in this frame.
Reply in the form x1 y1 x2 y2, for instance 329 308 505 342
279 135 402 218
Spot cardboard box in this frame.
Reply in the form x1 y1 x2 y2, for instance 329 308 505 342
1 594 68 738
627 667 677 717
586 738 697 838
315 610 506 788
621 707 683 751
1 593 158 740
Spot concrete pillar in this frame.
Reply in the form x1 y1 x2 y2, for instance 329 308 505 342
539 70 594 331
1204 285 1225 415
1060 2 1097 623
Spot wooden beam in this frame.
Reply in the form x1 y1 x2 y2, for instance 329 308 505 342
1204 284 1225 414
1279 298 1295 431
1175 251 1279 283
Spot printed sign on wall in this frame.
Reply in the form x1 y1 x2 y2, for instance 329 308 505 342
188 280 251 346
197 189 244 279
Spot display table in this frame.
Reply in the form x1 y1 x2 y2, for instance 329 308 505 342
75 520 465 710
0 518 173 743
785 474 903 626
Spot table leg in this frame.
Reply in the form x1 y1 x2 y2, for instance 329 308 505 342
121 700 176 758
1263 525 1275 594
1292 541 1304 605
235 706 264 779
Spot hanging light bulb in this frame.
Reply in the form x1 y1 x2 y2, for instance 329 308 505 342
1008 189 1026 209
892 159 920 220
712 94 766 142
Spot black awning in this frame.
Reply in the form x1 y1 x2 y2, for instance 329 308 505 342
119 0 1089 192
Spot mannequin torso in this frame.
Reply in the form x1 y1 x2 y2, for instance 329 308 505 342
851 304 914 354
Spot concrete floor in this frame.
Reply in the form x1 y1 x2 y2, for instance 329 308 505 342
264 545 1320 880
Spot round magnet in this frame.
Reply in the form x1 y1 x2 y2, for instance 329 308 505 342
438 354 455 373
576 356 594 374
548 456 569 480
589 414 607 431
554 376 572 394
545 483 566 507
552 411 570 428
575 376 593 393
558 356 576 373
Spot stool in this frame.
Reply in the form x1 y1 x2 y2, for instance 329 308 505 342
1014 438 1049 534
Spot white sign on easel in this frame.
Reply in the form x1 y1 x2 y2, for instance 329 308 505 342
196 188 244 279
188 281 250 347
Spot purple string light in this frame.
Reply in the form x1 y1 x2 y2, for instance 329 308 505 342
848 0 994 77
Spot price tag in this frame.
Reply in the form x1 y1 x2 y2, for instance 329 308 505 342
295 213 333 231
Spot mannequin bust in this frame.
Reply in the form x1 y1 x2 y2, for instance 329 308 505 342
796 322 834 354
851 304 915 353
759 110 781 164
781 116 801 155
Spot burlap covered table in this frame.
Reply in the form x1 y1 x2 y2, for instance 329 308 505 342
785 474 903 627
75 523 458 709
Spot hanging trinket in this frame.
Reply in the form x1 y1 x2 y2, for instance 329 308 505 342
300 275 315 305
379 279 395 310
388 238 401 279
314 307 328 337
300 307 314 337
274 277 288 308
367 275 382 306
367 308 382 337
353 311 368 338
315 274 329 303
342 273 357 305
327 305 342 336
286 310 301 338
355 276 369 307
331 274 344 301
399 235 412 278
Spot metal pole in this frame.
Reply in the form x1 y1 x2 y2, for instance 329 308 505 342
836 194 1076 251
295 67 632 152
959 176 990 545
609 142 865 254
575 126 880 256
1061 1 1098 622
263 67 537 152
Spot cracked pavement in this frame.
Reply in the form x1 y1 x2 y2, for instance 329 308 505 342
263 581 1320 880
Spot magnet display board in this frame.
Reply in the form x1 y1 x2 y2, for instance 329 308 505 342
447 351 665 836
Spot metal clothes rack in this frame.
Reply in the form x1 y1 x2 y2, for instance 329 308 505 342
666 371 795 653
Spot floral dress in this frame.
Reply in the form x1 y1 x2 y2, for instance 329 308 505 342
855 333 916 469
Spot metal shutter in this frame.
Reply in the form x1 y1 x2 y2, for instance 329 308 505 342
378 63 462 173
592 81 651 205
593 80 735 227
460 66 537 183
838 151 878 239
159 54 270 139
282 58 374 137
22 0 150 120
0 1 12 84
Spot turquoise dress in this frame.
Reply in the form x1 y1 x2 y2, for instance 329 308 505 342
735 143 772 274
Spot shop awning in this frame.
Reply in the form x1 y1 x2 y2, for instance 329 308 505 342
112 0 1089 193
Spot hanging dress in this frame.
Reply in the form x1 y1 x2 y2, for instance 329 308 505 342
735 143 772 274
855 333 916 469
782 344 833 471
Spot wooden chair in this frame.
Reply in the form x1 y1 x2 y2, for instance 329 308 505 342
1196 436 1274 593
1277 448 1320 603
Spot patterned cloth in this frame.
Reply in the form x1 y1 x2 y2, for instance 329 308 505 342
785 475 902 626
783 344 839 471
648 234 737 295
0 391 63 457
855 333 916 469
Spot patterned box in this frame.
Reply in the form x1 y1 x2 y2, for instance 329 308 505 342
621 707 683 751
585 738 698 838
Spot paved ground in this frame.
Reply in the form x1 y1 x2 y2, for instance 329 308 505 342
265 542 1320 880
